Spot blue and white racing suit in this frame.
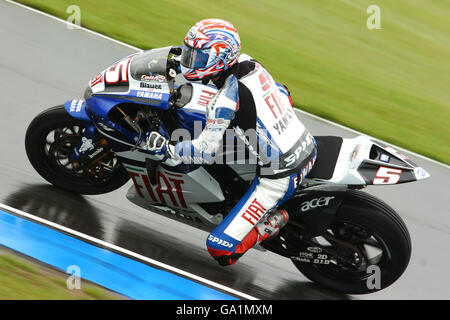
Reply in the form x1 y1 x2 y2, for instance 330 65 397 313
166 57 317 265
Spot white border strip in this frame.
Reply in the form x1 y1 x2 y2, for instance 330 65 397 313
5 0 449 170
0 202 258 300
2 0 446 300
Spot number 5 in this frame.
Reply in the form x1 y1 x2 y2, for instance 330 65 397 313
373 167 402 184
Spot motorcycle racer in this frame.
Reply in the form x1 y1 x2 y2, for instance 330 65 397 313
147 18 317 266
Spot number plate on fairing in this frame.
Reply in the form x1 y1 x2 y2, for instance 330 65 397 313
357 161 416 185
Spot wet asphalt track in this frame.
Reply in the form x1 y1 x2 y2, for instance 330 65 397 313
1 0 449 299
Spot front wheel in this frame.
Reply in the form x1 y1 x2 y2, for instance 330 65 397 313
25 105 130 195
287 190 411 294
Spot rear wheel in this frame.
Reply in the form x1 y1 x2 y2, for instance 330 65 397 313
287 190 411 294
25 106 130 194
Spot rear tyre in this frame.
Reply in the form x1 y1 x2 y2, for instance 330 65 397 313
25 106 130 195
290 190 411 294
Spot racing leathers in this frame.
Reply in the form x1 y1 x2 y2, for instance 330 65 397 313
152 57 317 266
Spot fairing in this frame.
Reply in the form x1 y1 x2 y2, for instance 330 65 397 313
86 47 174 121
307 135 430 186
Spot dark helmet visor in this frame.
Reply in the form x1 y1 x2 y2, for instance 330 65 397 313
181 44 210 69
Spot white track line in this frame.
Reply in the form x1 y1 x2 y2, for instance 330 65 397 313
4 0 142 52
5 0 449 170
293 108 450 169
0 202 258 300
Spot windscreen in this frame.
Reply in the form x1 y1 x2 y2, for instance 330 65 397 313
129 47 171 82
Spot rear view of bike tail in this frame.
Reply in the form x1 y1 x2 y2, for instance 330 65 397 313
262 135 429 294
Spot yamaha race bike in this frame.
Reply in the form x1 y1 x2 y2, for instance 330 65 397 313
25 46 430 294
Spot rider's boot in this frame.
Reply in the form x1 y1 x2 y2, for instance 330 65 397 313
217 209 289 266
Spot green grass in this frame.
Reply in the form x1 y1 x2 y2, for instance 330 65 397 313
0 249 124 299
16 0 450 164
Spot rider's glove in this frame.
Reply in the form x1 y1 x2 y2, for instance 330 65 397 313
146 131 168 155
146 131 181 166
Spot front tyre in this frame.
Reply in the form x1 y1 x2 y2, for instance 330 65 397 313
25 105 130 195
289 190 411 294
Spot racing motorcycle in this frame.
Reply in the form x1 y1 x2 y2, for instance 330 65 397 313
25 46 430 295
